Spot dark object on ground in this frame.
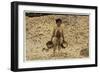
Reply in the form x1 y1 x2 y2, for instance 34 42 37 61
80 48 89 57
42 48 49 52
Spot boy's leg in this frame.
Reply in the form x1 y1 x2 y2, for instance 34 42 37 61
58 38 63 51
58 40 61 51
52 37 57 56
53 46 56 56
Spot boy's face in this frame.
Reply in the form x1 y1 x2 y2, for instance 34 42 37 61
56 21 62 27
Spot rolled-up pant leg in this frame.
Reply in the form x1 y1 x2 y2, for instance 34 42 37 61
52 37 57 55
58 38 63 50
52 37 63 52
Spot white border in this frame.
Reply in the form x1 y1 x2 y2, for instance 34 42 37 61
18 5 95 68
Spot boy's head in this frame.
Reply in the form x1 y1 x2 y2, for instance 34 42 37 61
56 18 62 27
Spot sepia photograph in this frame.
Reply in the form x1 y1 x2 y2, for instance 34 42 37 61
25 12 89 61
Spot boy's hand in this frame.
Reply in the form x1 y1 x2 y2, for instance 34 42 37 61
51 39 52 42
51 38 53 42
63 39 65 42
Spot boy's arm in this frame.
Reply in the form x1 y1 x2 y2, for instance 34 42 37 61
62 30 65 42
51 29 55 41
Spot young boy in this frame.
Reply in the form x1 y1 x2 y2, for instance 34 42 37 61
51 18 65 55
